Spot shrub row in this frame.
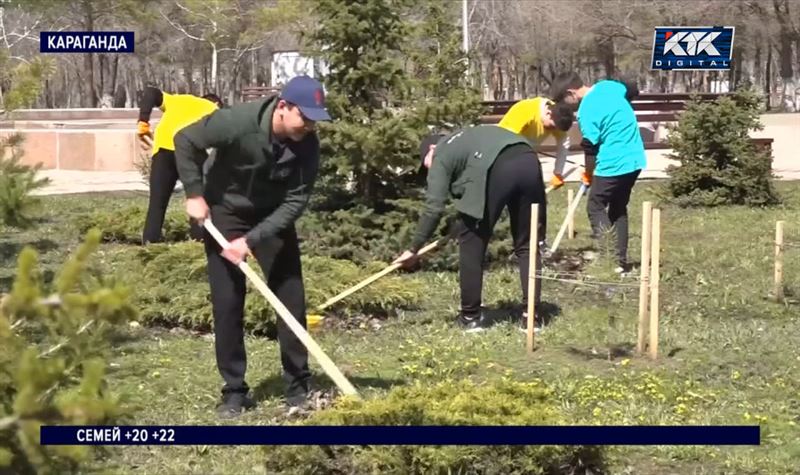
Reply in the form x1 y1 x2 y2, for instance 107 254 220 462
262 379 606 474
78 201 518 272
104 242 425 332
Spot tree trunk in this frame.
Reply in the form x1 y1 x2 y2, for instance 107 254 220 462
795 37 800 80
44 79 53 108
601 38 615 77
229 62 238 105
507 57 516 100
111 55 119 97
778 29 795 109
184 58 194 95
754 43 762 88
82 0 97 108
766 43 773 110
730 43 742 90
126 66 134 107
100 55 106 96
210 44 218 94
490 53 503 100
251 49 257 84
64 70 71 108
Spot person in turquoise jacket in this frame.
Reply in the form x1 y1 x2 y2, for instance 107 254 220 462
549 73 646 273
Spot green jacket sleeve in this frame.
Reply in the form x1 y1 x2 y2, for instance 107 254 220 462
410 157 451 252
174 108 240 197
244 140 320 249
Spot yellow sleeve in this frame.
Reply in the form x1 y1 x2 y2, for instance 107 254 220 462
153 94 218 153
160 92 175 111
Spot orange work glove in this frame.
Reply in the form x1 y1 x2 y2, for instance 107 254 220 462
136 120 151 136
137 121 153 153
581 171 592 186
549 174 565 189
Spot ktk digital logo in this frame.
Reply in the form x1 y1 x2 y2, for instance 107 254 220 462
651 26 734 71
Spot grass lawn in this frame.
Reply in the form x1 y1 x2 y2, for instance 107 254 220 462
2 181 799 474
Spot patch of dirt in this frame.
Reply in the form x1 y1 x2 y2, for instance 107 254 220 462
263 388 340 423
543 249 593 274
317 312 386 333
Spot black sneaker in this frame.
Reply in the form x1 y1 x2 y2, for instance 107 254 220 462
285 378 311 408
216 392 256 419
456 313 486 333
286 391 309 408
615 262 634 276
517 311 543 334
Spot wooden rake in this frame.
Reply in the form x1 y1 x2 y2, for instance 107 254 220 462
203 219 360 399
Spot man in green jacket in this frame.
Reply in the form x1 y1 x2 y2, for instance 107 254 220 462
394 125 547 332
174 75 331 418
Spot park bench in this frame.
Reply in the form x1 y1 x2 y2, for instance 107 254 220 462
237 87 774 157
480 93 774 156
240 85 281 102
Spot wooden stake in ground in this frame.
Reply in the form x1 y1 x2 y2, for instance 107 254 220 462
567 188 575 239
648 208 661 360
637 201 653 354
203 220 360 398
775 220 785 302
527 204 539 355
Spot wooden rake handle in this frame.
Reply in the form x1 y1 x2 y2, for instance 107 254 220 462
550 182 588 254
203 220 360 398
314 239 442 313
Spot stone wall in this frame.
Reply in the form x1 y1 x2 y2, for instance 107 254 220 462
1 109 798 174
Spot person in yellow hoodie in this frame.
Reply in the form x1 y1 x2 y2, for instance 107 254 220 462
498 97 575 190
136 87 222 244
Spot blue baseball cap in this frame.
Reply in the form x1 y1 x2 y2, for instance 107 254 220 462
279 75 331 121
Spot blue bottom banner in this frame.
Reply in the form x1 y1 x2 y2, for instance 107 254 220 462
40 425 761 446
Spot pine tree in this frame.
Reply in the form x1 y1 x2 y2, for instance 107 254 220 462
406 1 484 131
0 230 137 475
665 88 780 207
0 52 54 227
0 134 50 228
303 0 421 206
302 0 485 208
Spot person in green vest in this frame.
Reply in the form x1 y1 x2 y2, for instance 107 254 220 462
393 125 547 333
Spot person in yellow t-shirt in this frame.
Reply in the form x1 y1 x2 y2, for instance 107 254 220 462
498 97 575 190
136 87 222 244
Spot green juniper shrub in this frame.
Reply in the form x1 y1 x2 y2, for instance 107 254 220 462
75 205 191 244
106 242 425 332
664 88 780 207
299 199 517 273
262 379 606 474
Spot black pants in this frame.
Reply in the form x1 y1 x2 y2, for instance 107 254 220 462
458 144 546 317
204 204 310 398
586 169 641 266
143 149 204 244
